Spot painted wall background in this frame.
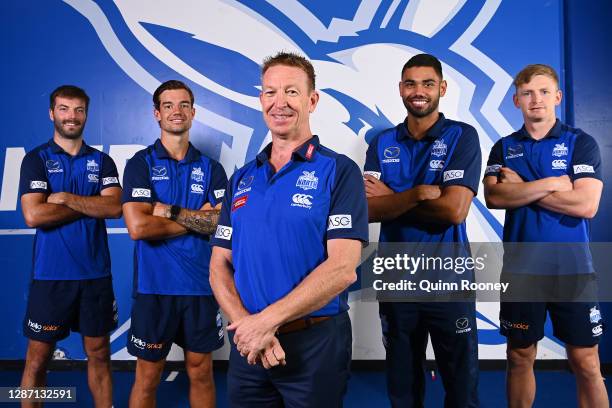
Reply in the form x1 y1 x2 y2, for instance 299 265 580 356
0 0 607 362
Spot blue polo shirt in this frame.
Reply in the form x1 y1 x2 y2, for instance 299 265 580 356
209 136 368 317
484 120 601 274
365 114 482 244
19 139 121 280
122 139 228 295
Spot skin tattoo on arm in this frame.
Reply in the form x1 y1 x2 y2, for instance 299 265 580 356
166 206 221 235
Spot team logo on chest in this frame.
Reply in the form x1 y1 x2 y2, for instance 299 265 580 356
151 166 170 181
46 160 63 174
191 166 204 182
552 143 568 157
86 159 99 173
431 140 447 157
296 171 319 191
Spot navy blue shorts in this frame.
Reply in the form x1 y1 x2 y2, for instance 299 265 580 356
379 302 479 408
23 277 118 343
227 312 352 408
127 294 223 361
500 301 604 347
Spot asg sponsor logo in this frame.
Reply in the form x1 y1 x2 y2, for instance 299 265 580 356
214 225 233 240
431 140 447 157
382 147 400 163
590 306 602 324
429 160 444 171
214 189 225 199
86 159 99 172
235 175 254 196
151 166 169 181
190 183 204 194
191 166 204 182
363 171 381 180
485 164 502 174
506 145 524 159
131 188 151 198
102 177 118 186
291 193 313 209
88 173 99 183
573 164 595 174
296 171 318 191
443 170 464 182
46 160 63 173
592 324 603 337
131 335 163 350
551 159 567 170
455 317 472 334
328 214 352 230
30 180 47 190
552 143 568 157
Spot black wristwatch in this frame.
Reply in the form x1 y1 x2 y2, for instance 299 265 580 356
169 205 181 221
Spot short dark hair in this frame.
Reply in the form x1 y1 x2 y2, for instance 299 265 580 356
514 64 559 89
153 80 195 110
262 51 316 91
50 85 90 112
401 54 443 79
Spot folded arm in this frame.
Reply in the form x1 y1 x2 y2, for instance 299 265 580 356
406 185 474 225
536 177 603 218
483 167 572 210
153 202 221 235
365 175 441 222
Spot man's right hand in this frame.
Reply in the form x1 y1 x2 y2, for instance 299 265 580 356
551 175 573 192
259 336 286 369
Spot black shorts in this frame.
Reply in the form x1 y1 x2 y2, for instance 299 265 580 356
23 277 118 343
127 294 224 361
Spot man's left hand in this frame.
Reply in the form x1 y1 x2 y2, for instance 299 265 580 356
364 174 394 198
152 202 170 218
499 167 523 183
47 192 71 205
228 313 279 365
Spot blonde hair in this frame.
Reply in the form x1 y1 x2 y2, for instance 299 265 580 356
514 64 559 89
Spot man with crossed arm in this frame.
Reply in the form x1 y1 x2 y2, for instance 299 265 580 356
20 85 122 408
122 80 227 408
209 52 368 408
483 64 608 408
364 54 480 407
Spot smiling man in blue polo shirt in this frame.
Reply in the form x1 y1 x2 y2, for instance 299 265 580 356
122 80 227 408
483 64 608 407
209 52 368 408
364 54 481 407
19 85 122 407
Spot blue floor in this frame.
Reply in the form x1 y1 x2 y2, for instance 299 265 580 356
0 369 609 407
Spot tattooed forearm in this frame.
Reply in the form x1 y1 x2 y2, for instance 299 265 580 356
174 208 221 235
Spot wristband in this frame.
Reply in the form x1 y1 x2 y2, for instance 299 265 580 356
169 205 181 221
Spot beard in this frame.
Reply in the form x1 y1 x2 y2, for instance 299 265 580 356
403 95 440 118
54 118 85 139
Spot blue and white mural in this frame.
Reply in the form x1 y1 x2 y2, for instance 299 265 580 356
1 0 567 360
